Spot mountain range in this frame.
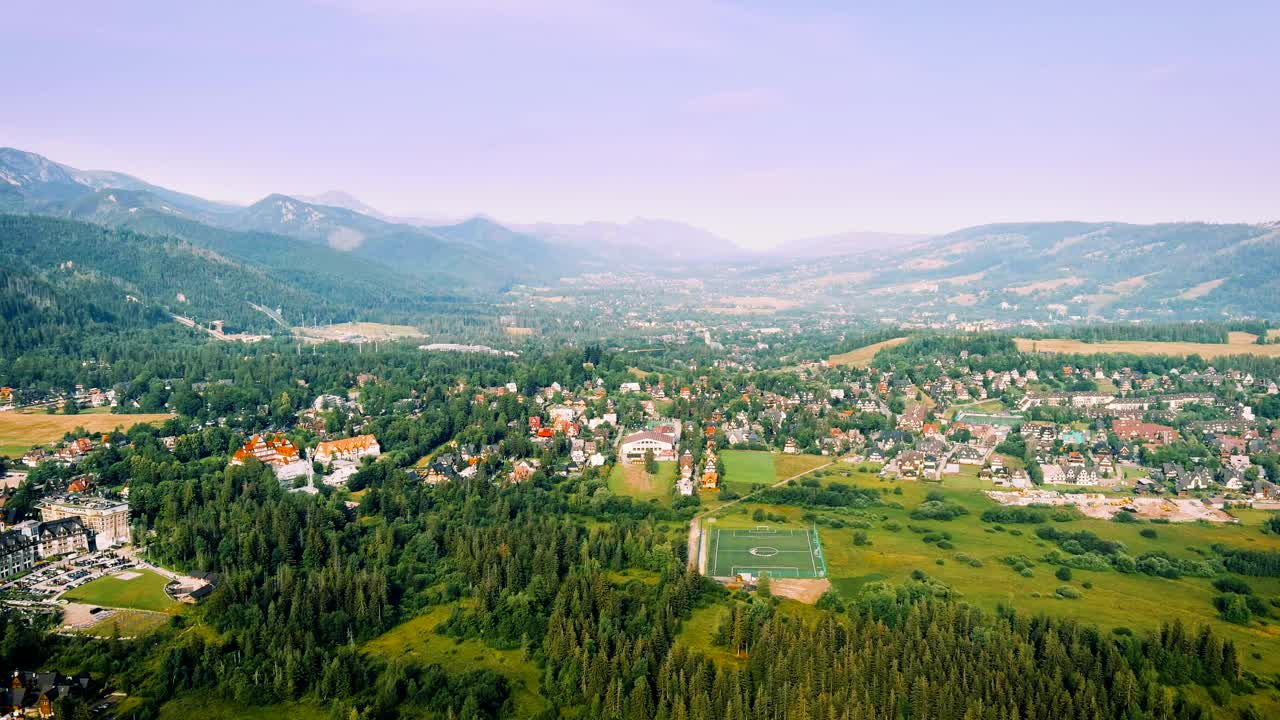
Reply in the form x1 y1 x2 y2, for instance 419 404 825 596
3 146 1279 328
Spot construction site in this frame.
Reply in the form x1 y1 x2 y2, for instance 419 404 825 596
986 489 1237 523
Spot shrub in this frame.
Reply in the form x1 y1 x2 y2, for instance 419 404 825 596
1056 585 1081 599
1112 511 1138 524
853 531 869 546
1082 580 1093 589
1140 528 1158 539
815 590 845 612
935 558 945 566
910 500 970 521
980 508 1046 524
1112 626 1133 636
1212 577 1252 595
882 521 901 532
937 540 955 550
1050 508 1081 522
1055 567 1073 581
969 559 983 568
1215 593 1251 624
1019 568 1034 578
1009 529 1023 536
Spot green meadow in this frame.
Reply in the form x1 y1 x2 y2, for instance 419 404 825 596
708 465 1280 676
63 569 177 613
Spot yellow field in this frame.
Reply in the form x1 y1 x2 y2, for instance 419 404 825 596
1015 334 1280 360
0 408 174 456
828 337 909 367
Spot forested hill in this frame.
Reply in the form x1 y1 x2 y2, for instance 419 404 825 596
0 214 465 350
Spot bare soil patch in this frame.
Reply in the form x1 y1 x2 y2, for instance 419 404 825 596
770 578 831 604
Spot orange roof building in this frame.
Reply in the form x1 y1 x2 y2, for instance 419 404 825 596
231 434 301 466
314 434 381 464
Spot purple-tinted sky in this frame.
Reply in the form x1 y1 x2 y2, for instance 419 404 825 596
4 1 1277 247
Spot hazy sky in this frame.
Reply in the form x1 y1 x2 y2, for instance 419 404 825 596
4 1 1278 248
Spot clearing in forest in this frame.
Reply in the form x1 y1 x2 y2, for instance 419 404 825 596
828 337 908 367
706 526 826 579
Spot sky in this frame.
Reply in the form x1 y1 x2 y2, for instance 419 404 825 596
3 1 1278 248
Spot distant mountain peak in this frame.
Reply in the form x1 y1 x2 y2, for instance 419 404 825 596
295 190 388 219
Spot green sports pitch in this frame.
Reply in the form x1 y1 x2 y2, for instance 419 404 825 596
705 526 826 579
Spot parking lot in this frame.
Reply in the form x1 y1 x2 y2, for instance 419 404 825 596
2 550 136 602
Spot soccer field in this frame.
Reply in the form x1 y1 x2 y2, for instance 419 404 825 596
706 526 826 579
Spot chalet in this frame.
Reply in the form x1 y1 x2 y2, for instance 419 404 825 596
1111 420 1178 446
509 459 540 483
231 434 300 467
679 450 694 480
782 438 799 454
1040 464 1066 484
1064 466 1099 486
952 445 985 465
315 434 381 465
33 518 91 557
2 671 92 718
700 452 720 489
897 405 927 432
56 437 95 463
1176 468 1213 494
0 531 37 580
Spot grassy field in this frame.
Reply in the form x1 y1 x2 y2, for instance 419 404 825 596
0 407 174 457
773 453 830 481
737 466 1280 674
62 569 176 613
607 461 676 503
158 693 325 720
719 450 776 494
1015 334 1280 359
706 526 823 579
363 605 547 718
828 337 909 367
77 609 171 637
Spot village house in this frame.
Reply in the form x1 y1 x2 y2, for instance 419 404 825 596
897 405 927 432
2 670 93 717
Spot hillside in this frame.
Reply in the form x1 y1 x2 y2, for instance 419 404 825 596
0 214 438 345
768 220 1280 320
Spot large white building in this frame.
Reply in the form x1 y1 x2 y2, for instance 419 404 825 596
620 430 677 463
36 495 130 548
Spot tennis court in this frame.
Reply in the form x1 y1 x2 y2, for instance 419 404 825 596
705 526 826 579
